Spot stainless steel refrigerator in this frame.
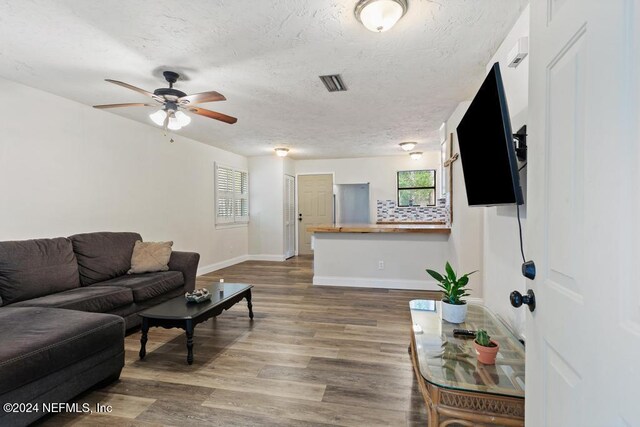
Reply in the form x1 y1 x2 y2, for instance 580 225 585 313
333 183 370 224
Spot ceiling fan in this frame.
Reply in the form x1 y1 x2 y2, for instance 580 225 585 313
93 71 237 131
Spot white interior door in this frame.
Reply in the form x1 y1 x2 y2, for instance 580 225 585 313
527 0 639 425
284 174 295 259
297 174 333 255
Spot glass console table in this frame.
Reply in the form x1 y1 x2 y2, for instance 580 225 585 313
409 300 525 426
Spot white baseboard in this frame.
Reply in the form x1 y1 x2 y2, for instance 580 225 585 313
312 275 484 302
247 254 286 262
197 255 249 276
197 253 289 275
313 276 440 291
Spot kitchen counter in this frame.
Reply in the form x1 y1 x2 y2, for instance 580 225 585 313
307 223 451 234
309 225 449 290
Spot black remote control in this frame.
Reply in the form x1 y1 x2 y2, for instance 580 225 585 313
453 329 476 338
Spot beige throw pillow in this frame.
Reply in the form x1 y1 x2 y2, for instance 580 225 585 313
128 240 173 274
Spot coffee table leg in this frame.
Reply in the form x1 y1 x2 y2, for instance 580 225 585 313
139 318 148 360
246 289 254 320
186 320 194 365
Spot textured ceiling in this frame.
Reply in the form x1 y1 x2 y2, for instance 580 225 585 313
0 0 527 159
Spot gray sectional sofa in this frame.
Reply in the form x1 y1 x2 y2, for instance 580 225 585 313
0 231 200 426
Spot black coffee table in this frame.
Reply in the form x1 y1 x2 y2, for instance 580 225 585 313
138 282 253 365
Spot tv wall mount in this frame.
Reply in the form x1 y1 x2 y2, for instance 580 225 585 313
513 125 527 162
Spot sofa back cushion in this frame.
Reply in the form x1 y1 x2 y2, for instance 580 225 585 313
0 237 81 306
69 232 142 286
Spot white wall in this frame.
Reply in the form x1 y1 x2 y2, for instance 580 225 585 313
446 101 485 300
248 156 286 260
483 6 529 336
0 77 249 273
295 153 441 222
313 232 450 290
247 156 297 260
283 157 295 177
445 6 530 335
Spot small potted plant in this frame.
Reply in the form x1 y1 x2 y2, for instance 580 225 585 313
473 329 499 365
426 262 476 323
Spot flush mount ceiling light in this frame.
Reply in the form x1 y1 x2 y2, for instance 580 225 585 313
355 0 408 32
399 142 417 151
410 151 423 160
275 148 289 157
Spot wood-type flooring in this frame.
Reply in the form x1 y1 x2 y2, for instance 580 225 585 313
38 256 437 426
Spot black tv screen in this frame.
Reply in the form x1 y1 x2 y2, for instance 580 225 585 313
456 63 524 206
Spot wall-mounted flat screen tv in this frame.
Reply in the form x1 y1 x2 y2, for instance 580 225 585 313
456 63 524 206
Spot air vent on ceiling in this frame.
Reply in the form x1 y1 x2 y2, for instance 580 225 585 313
319 74 347 92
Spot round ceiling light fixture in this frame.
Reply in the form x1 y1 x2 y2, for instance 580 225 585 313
399 141 417 151
275 148 289 157
355 0 408 33
410 151 423 160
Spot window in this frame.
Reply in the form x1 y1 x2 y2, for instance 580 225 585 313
397 170 436 207
215 163 249 224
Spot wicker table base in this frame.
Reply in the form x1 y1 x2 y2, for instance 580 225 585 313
410 332 524 427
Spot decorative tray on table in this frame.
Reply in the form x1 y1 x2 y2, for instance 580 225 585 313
185 288 212 303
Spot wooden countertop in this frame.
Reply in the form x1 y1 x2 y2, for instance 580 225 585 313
307 223 451 234
376 221 446 225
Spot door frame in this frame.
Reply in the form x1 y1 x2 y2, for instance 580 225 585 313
283 174 296 259
295 172 335 256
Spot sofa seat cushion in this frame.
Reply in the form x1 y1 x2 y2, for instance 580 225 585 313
97 271 184 303
0 237 81 306
69 232 142 286
10 286 133 313
0 307 124 395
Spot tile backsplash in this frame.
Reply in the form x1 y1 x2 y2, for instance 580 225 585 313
376 198 449 223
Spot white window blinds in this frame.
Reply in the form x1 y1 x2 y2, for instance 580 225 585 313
215 164 249 224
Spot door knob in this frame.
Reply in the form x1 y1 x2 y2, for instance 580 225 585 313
298 213 303 222
510 289 536 312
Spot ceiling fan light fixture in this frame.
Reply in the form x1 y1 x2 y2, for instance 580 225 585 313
174 111 191 127
275 148 289 157
355 0 408 33
149 109 167 126
410 151 423 160
399 142 416 151
167 115 183 131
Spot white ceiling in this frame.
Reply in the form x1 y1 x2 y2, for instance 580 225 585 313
0 0 527 159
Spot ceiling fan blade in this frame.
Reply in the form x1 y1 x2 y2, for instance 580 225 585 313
93 103 155 109
178 91 226 105
105 79 161 100
189 107 237 124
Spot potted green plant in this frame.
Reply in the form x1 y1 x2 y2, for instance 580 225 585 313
473 329 499 365
426 262 476 323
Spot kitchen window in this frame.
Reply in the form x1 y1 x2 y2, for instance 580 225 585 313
215 163 249 225
397 170 436 207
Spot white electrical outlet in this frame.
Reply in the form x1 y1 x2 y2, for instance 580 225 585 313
378 260 384 270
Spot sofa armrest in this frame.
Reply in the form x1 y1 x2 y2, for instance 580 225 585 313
168 251 200 292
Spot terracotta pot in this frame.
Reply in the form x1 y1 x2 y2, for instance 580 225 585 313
441 300 467 323
474 340 500 365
